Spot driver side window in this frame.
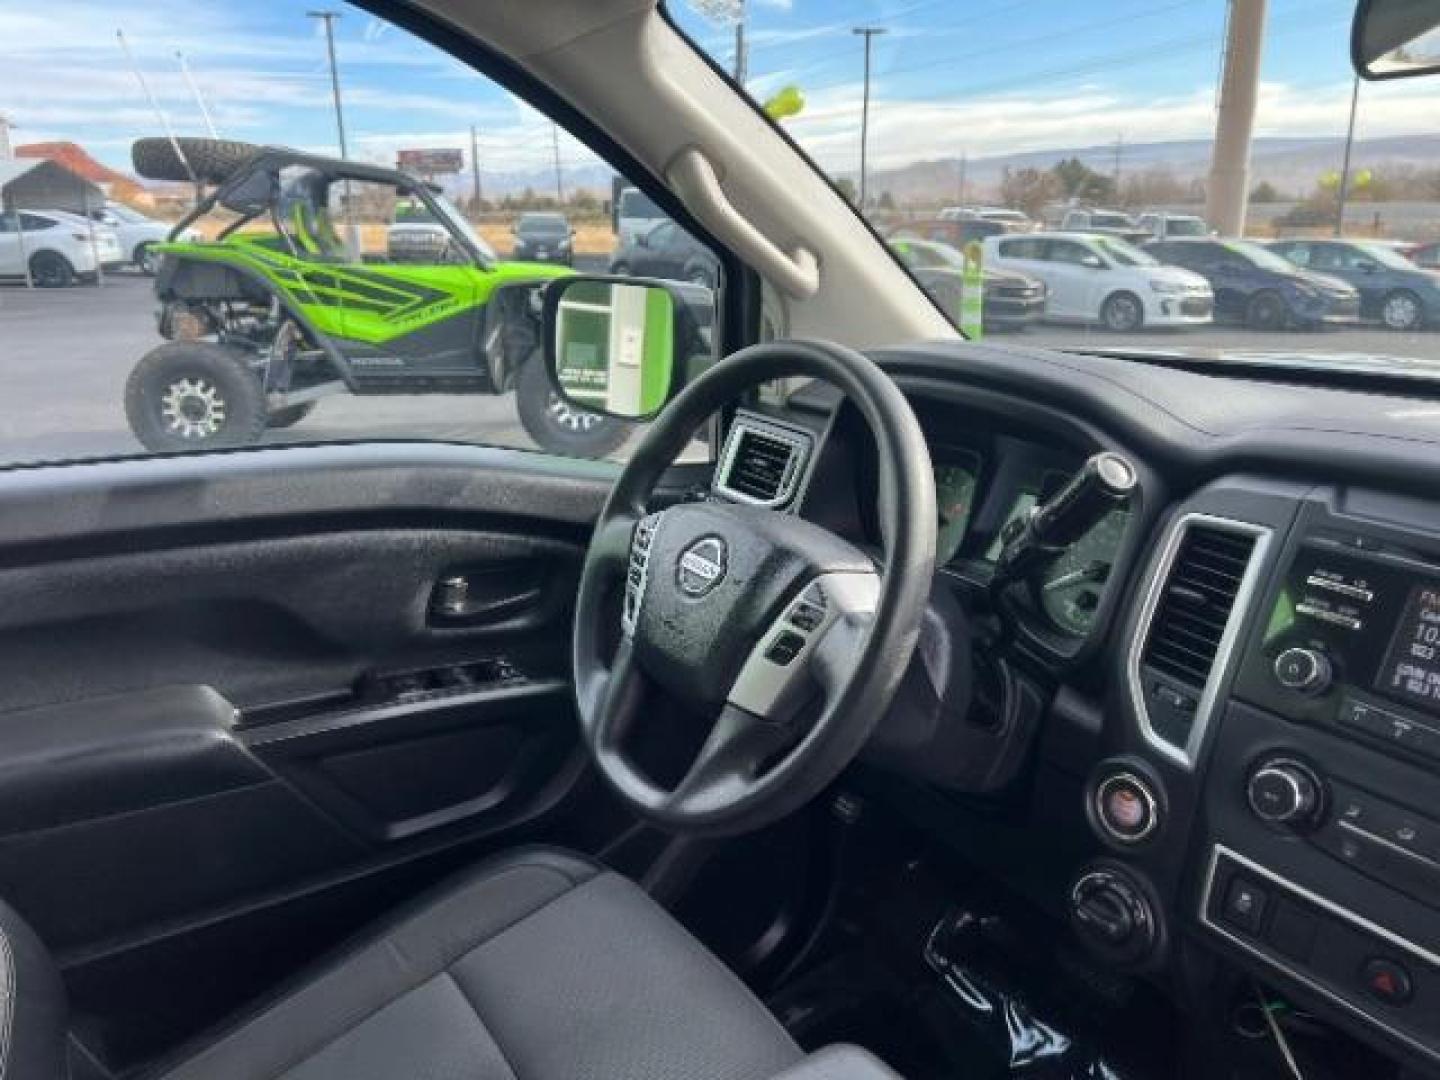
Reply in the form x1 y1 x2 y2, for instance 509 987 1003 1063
0 0 724 468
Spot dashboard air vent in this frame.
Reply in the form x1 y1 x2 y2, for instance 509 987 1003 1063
716 422 809 506
1143 524 1258 690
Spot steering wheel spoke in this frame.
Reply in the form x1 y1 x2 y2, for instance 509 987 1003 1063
668 704 796 814
727 571 881 723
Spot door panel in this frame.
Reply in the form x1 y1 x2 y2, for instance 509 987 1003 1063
0 442 685 1070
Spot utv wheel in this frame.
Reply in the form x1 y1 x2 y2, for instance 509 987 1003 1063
1247 290 1287 331
515 355 630 459
135 243 160 276
131 137 262 185
1381 289 1423 331
125 342 268 452
1100 291 1143 332
266 402 316 429
29 252 74 288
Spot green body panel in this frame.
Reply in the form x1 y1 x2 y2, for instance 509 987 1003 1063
154 235 570 346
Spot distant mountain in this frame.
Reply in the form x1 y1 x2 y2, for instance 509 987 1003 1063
853 134 1440 203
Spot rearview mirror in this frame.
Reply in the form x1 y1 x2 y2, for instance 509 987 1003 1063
543 276 694 421
1353 0 1440 79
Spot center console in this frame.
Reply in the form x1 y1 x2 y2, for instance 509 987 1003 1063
1199 489 1440 1070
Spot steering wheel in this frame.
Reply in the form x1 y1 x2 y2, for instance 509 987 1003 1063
573 340 935 835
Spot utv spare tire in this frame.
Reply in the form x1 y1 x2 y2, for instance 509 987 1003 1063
132 137 263 185
125 342 269 452
515 355 630 459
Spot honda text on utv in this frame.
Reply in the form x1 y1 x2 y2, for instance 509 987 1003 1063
123 137 628 458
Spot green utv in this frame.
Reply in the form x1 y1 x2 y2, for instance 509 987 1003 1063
125 137 628 458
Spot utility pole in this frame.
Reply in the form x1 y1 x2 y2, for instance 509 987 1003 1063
176 52 218 139
0 115 14 161
308 11 349 159
550 123 565 203
1206 0 1269 235
1335 74 1361 238
469 124 483 212
853 26 886 211
734 0 747 83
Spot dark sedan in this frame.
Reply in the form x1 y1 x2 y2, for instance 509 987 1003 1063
888 237 1046 330
511 212 574 265
609 220 719 287
1267 238 1440 331
1145 238 1360 330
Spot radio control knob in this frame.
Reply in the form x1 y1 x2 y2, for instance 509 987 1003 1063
1248 760 1322 828
1273 647 1332 695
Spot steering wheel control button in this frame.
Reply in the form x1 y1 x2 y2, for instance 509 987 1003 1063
622 515 660 638
765 631 806 666
1273 647 1333 695
1094 773 1159 844
789 602 825 632
1221 876 1269 935
1361 958 1414 1006
1247 759 1323 829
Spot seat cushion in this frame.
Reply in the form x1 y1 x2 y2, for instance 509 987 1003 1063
152 847 802 1080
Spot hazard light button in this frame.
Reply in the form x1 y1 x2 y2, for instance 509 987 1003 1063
1360 957 1414 1006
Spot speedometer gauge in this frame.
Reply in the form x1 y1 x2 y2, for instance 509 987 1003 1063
934 459 979 565
1037 507 1129 635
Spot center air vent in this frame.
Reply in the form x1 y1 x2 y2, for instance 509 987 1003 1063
1133 516 1268 767
715 420 810 507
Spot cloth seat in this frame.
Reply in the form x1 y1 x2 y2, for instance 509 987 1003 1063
143 846 803 1080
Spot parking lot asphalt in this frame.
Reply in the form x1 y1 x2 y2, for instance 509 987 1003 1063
0 270 1433 468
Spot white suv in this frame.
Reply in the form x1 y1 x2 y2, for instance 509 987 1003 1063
85 204 185 274
984 231 1214 331
0 210 124 287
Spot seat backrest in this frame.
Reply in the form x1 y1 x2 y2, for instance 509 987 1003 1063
0 898 67 1079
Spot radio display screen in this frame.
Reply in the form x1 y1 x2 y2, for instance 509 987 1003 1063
1377 584 1440 712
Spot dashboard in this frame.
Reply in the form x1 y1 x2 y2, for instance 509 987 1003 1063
717 338 1440 1078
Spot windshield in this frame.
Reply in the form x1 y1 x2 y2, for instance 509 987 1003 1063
518 215 570 236
672 0 1437 373
1095 237 1158 267
1225 240 1300 273
1167 218 1209 237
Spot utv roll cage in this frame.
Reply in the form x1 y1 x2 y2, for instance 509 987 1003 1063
167 147 494 269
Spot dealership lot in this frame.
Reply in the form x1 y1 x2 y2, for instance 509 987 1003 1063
0 273 1429 467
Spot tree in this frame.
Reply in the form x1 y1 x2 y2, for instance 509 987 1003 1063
1051 156 1115 203
1122 166 1187 208
1249 180 1282 203
832 176 858 204
876 190 896 210
999 166 1060 219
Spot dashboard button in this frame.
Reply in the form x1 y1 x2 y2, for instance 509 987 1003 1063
1221 876 1269 935
1273 647 1332 694
1094 773 1159 843
1247 760 1322 828
1360 957 1414 1006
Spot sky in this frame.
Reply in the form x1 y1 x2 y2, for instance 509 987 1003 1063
0 0 1434 182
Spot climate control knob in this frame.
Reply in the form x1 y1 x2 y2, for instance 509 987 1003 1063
1247 759 1323 828
1273 647 1332 695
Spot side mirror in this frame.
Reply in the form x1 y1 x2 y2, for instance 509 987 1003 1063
1353 0 1440 79
543 276 699 421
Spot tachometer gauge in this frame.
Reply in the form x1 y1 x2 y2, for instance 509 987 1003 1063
934 460 979 565
1037 507 1129 635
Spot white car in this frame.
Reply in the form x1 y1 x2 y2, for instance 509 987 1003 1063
1135 211 1212 241
0 209 124 287
983 231 1214 331
85 203 187 274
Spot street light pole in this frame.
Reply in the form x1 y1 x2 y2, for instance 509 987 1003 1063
1335 73 1361 238
853 26 886 211
308 10 349 159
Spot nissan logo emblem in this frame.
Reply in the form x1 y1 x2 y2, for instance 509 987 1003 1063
678 536 727 597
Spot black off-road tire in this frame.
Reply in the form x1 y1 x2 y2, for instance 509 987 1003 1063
266 402 317 429
515 355 630 460
135 242 160 276
125 342 268 452
29 251 75 288
132 137 262 185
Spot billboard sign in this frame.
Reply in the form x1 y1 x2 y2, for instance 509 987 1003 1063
397 148 464 175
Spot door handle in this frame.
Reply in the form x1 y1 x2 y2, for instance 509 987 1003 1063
430 566 543 625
